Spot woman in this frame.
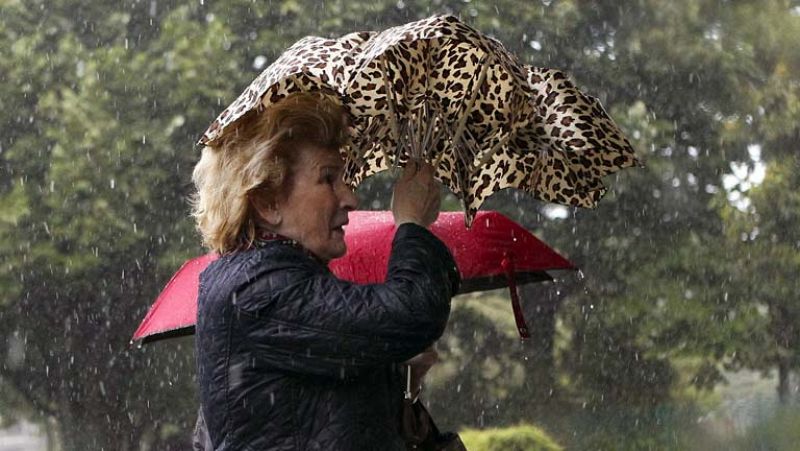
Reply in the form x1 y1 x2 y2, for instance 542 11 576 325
191 92 460 450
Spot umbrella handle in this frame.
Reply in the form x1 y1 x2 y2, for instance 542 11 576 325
404 364 413 399
501 254 530 339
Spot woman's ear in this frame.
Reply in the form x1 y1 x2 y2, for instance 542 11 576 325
250 194 282 228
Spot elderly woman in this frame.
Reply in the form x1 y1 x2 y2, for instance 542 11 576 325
191 92 460 450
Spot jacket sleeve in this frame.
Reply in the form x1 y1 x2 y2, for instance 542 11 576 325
235 223 460 380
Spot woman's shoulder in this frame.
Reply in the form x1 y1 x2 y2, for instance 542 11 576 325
200 243 322 300
207 241 316 278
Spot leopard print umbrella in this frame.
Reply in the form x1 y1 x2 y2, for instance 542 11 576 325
199 31 374 146
342 15 640 225
199 16 639 226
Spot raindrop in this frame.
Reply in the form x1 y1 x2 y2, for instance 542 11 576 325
6 334 25 369
253 55 267 70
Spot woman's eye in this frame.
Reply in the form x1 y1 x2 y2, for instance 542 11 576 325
322 169 336 185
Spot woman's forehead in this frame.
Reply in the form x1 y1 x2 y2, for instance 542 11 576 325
296 144 344 168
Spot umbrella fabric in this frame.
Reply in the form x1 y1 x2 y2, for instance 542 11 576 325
522 66 637 202
198 16 638 227
198 31 374 147
342 15 639 225
131 211 574 344
330 211 573 292
132 253 218 343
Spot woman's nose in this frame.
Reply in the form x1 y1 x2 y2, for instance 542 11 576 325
339 184 359 211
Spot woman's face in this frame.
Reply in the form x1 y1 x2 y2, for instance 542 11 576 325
270 144 358 262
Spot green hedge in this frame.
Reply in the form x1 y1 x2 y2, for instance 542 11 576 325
459 424 562 451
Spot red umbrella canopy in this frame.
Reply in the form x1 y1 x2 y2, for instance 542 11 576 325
132 210 574 344
132 253 218 343
330 211 574 292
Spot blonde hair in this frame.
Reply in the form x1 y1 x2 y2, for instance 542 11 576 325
191 92 348 254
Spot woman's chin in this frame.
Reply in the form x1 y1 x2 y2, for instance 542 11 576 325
313 237 347 262
330 241 347 260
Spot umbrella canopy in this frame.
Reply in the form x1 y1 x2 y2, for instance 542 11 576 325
199 15 639 226
132 253 217 343
132 211 574 344
330 211 573 292
342 15 640 224
199 31 374 147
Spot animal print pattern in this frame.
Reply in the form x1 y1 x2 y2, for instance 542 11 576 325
200 15 639 226
199 31 374 145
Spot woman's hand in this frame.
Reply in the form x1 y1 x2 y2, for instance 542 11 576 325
404 346 439 399
391 161 441 228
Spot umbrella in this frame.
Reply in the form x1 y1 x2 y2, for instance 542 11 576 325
132 211 574 344
198 31 374 147
132 253 217 343
198 15 639 227
200 16 638 226
342 15 640 224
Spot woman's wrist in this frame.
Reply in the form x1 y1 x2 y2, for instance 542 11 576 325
394 217 426 228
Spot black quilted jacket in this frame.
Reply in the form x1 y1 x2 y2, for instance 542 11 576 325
196 223 460 451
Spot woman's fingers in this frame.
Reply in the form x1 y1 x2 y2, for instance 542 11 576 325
392 161 441 227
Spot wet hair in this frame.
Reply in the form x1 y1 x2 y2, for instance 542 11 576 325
191 92 348 254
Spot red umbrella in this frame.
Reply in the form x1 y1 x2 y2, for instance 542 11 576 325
132 253 218 343
132 211 574 344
